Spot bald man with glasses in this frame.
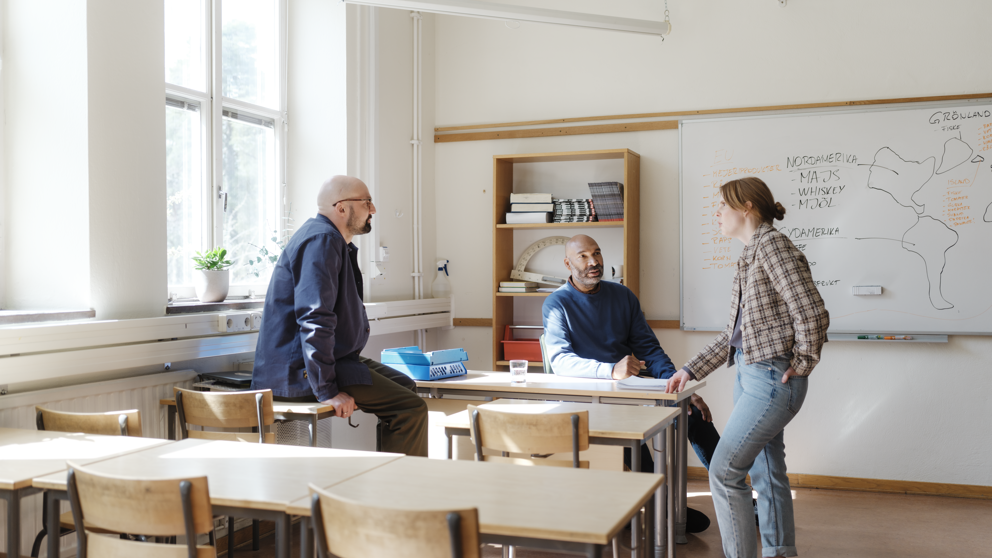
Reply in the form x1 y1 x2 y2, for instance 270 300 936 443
252 175 428 456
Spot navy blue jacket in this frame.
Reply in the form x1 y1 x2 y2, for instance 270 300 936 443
251 215 371 401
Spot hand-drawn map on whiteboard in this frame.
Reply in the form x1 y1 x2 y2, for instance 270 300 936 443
680 103 992 334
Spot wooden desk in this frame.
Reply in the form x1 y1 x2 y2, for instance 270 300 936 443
417 372 705 549
33 438 401 558
160 398 337 446
441 400 679 558
0 427 168 558
289 456 663 558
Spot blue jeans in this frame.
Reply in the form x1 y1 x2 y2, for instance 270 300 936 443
709 349 808 558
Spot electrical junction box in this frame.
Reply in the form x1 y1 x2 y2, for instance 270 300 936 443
219 312 251 332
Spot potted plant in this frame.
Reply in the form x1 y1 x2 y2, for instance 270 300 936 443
192 248 233 302
244 231 287 280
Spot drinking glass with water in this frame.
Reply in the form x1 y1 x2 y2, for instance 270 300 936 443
509 360 528 383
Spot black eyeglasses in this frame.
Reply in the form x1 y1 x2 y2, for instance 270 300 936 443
332 198 374 209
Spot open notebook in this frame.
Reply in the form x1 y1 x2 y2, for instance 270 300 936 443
616 375 669 391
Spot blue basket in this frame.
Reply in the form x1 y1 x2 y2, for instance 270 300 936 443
381 346 468 381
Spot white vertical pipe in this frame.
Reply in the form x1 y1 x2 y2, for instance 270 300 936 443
410 11 425 349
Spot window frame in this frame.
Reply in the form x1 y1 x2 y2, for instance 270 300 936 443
166 0 289 300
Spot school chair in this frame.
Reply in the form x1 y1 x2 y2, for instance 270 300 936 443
31 407 143 557
174 388 275 555
467 404 589 468
66 461 217 557
309 484 480 558
468 404 592 557
538 334 554 374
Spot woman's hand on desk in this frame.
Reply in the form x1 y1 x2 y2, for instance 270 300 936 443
322 392 357 418
665 369 692 394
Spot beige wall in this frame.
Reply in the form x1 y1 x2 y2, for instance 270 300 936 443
432 0 992 485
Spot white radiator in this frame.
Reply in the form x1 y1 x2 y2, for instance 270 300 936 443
0 370 198 557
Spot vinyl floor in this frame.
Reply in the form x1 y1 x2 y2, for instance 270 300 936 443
241 479 992 558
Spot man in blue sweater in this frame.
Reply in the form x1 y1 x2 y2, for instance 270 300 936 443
542 234 721 533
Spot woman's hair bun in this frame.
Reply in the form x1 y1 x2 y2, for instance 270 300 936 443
773 201 786 221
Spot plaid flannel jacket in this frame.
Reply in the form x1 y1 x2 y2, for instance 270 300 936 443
685 223 829 379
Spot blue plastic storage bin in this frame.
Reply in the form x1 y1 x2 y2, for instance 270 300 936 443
381 346 468 380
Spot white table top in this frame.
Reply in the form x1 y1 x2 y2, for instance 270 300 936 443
0 427 169 490
290 456 663 545
417 371 705 402
440 400 680 440
33 438 402 511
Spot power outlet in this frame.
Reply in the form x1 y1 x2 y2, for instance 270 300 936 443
219 312 251 332
250 312 263 330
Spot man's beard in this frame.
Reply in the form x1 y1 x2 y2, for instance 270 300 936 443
348 214 372 235
579 264 603 283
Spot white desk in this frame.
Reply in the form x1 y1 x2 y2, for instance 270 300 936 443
33 438 401 558
0 427 168 558
416 371 706 553
290 456 664 558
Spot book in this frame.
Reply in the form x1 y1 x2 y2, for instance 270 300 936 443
498 286 538 293
509 192 553 204
505 212 551 224
511 203 554 212
500 281 538 287
588 182 624 221
617 375 669 391
553 198 597 223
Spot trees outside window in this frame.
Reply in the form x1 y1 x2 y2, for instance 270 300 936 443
165 0 287 298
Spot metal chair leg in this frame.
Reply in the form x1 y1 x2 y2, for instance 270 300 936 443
228 516 236 557
252 519 260 550
30 528 46 557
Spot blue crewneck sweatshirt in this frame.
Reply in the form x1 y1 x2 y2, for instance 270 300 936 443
541 280 677 380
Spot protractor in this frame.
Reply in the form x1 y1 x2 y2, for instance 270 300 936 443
510 236 570 286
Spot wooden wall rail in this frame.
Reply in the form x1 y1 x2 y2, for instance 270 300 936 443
687 467 992 500
452 318 679 329
433 92 992 143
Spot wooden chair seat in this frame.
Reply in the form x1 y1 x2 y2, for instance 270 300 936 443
174 388 276 556
31 406 144 558
59 511 117 534
67 461 218 557
481 455 590 468
310 484 481 558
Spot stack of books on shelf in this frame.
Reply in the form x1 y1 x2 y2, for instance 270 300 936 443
499 281 538 293
506 193 552 224
588 182 624 221
553 198 596 223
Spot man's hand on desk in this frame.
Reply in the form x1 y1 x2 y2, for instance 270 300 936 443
689 393 712 422
612 355 646 380
321 392 357 418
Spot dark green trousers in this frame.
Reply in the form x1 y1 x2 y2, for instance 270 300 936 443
273 357 428 457
343 357 429 457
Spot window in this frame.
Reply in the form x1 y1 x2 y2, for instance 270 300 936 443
165 0 287 298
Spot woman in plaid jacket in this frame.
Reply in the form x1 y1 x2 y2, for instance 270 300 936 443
667 177 829 558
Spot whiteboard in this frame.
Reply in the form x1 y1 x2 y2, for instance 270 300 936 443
680 103 992 334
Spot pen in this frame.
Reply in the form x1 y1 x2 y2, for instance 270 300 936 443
856 335 912 340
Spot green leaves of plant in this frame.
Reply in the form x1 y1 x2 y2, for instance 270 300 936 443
193 247 234 270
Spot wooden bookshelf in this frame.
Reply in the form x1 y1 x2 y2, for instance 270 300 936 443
492 148 640 369
495 221 624 230
496 360 544 367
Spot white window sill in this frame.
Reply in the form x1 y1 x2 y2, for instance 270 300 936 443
165 299 265 315
0 309 96 326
